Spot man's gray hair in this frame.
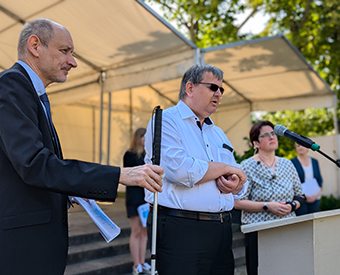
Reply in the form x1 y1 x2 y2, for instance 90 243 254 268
179 64 223 99
18 18 55 59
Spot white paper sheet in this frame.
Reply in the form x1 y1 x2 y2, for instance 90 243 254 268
73 197 121 243
302 178 321 197
137 203 149 227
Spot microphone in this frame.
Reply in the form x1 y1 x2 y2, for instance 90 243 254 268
274 125 320 151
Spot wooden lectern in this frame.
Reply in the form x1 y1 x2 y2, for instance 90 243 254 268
241 209 340 275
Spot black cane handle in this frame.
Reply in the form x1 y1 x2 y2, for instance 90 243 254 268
152 106 162 166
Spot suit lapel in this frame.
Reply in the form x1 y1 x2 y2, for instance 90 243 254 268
12 63 63 159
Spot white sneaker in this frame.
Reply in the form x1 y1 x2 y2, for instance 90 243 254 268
132 264 144 275
142 262 157 274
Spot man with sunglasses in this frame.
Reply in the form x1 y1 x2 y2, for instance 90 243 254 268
144 64 248 275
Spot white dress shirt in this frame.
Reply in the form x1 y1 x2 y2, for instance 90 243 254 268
144 100 247 212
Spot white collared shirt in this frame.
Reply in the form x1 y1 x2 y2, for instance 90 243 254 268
17 60 45 97
144 100 247 212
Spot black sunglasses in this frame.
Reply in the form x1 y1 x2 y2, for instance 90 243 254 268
194 82 224 95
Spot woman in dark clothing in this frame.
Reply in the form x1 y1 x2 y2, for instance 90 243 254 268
124 128 151 275
291 142 323 215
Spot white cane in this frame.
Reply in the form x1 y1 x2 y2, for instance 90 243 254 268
151 192 158 275
151 106 162 275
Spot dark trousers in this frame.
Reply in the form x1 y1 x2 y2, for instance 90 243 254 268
147 210 234 275
245 231 258 275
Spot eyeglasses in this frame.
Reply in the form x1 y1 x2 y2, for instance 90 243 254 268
259 132 276 139
194 82 224 95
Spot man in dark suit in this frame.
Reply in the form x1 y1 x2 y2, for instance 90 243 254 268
0 18 163 274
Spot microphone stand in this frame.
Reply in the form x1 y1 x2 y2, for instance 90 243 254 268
151 106 162 275
316 149 340 168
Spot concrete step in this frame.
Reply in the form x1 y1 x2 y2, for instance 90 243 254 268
120 247 246 275
66 247 244 275
233 246 246 267
65 253 134 275
69 227 131 247
66 222 245 275
67 236 130 265
233 231 245 248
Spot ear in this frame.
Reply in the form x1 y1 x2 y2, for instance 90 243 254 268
27 35 41 57
185 82 195 98
253 141 260 149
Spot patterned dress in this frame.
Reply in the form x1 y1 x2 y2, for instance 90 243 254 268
240 157 304 224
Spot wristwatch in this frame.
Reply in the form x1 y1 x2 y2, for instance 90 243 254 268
263 202 268 211
286 201 297 212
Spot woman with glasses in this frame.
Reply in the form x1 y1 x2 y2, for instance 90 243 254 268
234 120 305 275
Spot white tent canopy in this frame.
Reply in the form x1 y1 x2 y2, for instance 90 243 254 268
203 36 335 112
0 0 337 168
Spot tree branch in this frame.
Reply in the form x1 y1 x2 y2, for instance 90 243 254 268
157 1 191 33
237 5 259 34
298 0 312 31
189 0 195 42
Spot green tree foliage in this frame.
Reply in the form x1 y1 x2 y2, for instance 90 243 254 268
146 0 250 47
255 0 340 113
234 137 255 164
146 0 338 158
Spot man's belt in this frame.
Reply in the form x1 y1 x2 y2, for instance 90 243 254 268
150 204 231 223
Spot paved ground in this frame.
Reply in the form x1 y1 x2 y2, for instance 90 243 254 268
68 195 247 274
235 265 247 275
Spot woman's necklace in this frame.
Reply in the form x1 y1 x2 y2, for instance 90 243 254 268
258 156 276 174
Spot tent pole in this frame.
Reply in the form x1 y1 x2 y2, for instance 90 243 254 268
195 48 201 65
332 95 340 197
107 92 112 165
129 89 133 140
92 106 96 162
99 72 106 164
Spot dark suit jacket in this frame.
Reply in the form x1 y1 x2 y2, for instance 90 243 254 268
0 63 120 274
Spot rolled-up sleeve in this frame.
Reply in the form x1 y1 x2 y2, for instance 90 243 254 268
145 112 208 188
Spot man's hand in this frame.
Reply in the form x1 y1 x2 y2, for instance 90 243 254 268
216 166 247 194
216 174 243 194
119 164 163 193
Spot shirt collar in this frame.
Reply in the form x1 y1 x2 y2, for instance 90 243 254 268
177 100 213 126
17 60 46 97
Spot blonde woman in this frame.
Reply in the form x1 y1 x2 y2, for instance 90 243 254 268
291 142 322 215
124 128 152 275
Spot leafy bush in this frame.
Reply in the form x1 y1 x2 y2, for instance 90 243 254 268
319 195 340 211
